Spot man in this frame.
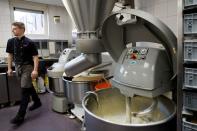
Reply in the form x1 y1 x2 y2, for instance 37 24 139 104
6 22 42 125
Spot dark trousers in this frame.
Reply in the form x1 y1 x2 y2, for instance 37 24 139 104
18 86 40 117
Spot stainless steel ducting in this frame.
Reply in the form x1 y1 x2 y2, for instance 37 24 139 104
62 0 116 77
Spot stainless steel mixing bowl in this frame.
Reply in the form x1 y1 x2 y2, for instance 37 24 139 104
63 77 98 105
82 88 176 131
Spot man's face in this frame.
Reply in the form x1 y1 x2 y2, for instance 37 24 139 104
11 25 25 36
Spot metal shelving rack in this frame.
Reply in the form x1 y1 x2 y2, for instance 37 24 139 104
178 0 197 131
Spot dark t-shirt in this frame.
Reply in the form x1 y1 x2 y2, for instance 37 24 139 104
6 36 38 65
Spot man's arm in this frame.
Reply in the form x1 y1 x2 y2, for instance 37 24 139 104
31 55 39 79
7 53 13 76
33 55 39 71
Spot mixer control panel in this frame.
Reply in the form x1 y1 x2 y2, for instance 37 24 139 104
126 48 148 60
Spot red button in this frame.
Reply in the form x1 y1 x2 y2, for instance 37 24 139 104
130 53 137 60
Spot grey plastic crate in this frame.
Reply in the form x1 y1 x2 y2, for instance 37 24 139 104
184 13 197 34
185 0 197 7
183 118 197 131
183 91 197 111
184 41 197 62
184 68 197 89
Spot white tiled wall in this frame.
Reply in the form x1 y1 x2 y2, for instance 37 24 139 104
48 5 73 43
136 0 178 36
0 0 74 57
0 0 12 57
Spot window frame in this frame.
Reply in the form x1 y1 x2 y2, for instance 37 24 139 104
13 7 45 35
9 0 49 39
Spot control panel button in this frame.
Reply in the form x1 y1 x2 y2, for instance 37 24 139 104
140 49 148 55
130 53 137 60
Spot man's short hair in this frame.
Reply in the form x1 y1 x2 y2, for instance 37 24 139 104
12 22 25 30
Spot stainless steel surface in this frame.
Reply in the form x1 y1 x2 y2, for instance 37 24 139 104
63 77 96 105
62 0 116 77
82 88 176 131
76 39 105 53
52 95 68 113
131 97 158 117
0 73 8 104
90 62 112 71
126 96 132 123
48 48 79 77
112 46 173 97
47 48 78 112
49 77 65 96
47 63 65 78
62 0 116 32
64 54 101 77
102 9 177 76
0 63 14 68
177 0 184 131
7 72 21 102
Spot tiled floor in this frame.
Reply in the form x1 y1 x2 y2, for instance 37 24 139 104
0 93 81 131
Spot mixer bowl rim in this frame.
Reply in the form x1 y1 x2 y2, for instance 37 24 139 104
82 88 176 127
62 76 101 84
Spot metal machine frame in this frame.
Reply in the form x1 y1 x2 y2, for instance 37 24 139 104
102 8 182 131
177 0 184 131
61 0 184 130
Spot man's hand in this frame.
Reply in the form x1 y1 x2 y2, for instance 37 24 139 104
32 55 39 79
7 69 13 76
31 70 38 79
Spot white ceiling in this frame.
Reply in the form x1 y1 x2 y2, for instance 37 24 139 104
25 0 64 6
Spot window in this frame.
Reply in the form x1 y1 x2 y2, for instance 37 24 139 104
41 41 48 49
14 7 45 35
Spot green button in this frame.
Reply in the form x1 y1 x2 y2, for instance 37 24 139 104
130 61 137 65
